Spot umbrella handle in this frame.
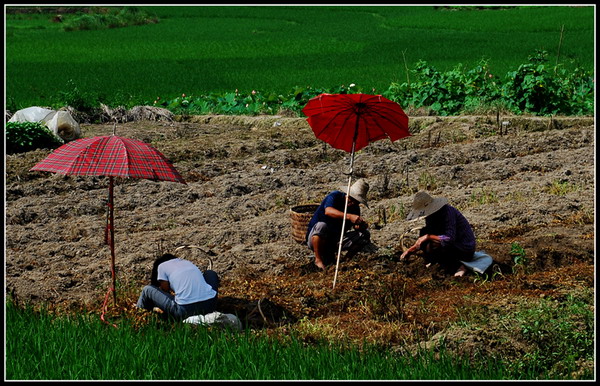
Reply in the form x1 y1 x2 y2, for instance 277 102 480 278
342 142 357 176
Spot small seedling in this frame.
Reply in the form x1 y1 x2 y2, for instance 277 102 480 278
510 242 528 274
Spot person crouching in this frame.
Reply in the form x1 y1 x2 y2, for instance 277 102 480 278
400 191 476 277
136 253 220 321
306 179 371 270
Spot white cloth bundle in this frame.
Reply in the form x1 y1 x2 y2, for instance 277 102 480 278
184 311 242 331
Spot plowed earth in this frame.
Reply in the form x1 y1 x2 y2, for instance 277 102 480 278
5 113 595 370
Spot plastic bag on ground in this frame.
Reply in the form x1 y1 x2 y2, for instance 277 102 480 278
183 311 243 331
8 106 81 142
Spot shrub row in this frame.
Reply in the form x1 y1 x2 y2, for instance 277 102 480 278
5 50 593 154
62 6 158 31
151 50 593 118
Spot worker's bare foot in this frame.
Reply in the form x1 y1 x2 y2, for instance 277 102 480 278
454 264 468 277
314 260 326 270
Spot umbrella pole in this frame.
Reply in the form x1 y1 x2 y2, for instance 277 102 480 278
332 171 353 290
108 176 117 305
332 125 359 289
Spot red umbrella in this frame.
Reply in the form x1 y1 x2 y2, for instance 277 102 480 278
30 133 186 306
302 93 410 288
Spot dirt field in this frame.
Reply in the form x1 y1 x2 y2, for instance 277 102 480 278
4 113 595 373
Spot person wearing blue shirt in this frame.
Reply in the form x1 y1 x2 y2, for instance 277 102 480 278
306 179 371 270
400 191 476 276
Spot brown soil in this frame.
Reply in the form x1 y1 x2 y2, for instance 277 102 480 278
5 114 595 372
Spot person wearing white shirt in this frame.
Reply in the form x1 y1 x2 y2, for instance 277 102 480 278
136 253 220 321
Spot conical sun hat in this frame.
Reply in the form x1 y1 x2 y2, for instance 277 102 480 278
341 179 369 208
406 191 448 221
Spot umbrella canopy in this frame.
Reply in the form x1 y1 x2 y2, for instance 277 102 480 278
30 135 186 183
31 135 186 309
302 93 410 154
302 93 410 289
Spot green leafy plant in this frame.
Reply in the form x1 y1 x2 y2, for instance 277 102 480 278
382 52 593 117
139 53 594 117
383 59 503 116
510 242 528 274
156 84 363 117
5 121 64 154
6 299 511 380
385 203 406 223
500 50 594 116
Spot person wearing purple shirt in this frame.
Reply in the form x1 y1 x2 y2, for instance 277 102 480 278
400 191 476 277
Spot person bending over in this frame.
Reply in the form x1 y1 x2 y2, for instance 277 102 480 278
400 191 476 277
306 179 371 270
136 253 220 321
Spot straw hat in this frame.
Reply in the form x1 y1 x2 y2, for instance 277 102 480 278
343 179 369 208
406 191 448 221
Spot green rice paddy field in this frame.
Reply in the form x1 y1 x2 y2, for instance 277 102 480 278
4 5 595 109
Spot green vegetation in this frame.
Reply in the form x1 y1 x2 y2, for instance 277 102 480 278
62 6 158 31
454 288 594 380
7 288 593 380
469 187 498 206
512 292 595 378
7 299 508 380
384 50 594 116
545 180 579 196
417 171 437 190
510 242 528 274
5 5 594 116
5 121 64 154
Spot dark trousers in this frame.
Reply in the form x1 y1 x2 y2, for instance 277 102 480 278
307 221 371 265
136 270 220 321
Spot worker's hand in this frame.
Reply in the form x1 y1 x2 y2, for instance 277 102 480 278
400 245 416 260
349 214 366 227
353 216 368 230
414 235 428 249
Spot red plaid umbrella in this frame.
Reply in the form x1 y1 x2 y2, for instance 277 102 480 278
302 93 410 289
31 135 186 306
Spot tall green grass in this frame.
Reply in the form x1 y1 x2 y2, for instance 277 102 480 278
6 301 513 381
5 5 594 110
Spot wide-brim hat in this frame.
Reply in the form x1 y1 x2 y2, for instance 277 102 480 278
406 191 448 221
342 178 369 208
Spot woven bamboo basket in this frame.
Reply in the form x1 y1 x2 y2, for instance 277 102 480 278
289 204 319 244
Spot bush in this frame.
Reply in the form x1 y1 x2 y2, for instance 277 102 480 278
159 58 592 117
382 51 594 116
62 7 158 31
5 121 64 154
